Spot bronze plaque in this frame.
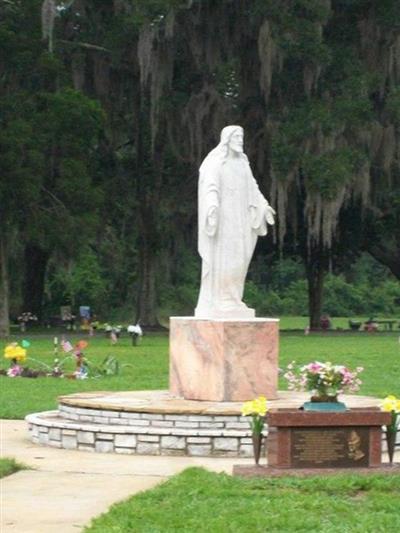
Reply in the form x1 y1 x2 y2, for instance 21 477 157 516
291 427 369 468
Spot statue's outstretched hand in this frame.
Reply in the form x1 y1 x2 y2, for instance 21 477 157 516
265 204 276 225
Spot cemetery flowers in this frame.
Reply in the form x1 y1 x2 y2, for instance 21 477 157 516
4 342 28 377
2 337 131 380
127 324 143 345
17 312 38 331
380 395 400 464
242 396 268 465
4 343 27 363
241 396 268 435
380 395 400 433
127 324 143 337
17 311 38 323
284 361 363 399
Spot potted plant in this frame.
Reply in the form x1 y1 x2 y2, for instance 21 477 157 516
380 395 400 464
284 361 363 411
241 396 268 465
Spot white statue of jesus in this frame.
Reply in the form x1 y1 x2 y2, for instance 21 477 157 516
195 125 275 319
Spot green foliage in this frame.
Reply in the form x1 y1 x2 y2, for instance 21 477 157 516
1 0 399 327
0 99 44 225
38 89 104 151
47 247 108 311
375 0 400 29
271 82 372 185
244 280 308 316
303 148 366 199
91 354 120 376
265 258 305 291
244 254 400 318
252 0 331 34
0 0 106 331
280 19 332 66
87 354 133 377
158 249 200 318
0 87 104 237
322 275 365 316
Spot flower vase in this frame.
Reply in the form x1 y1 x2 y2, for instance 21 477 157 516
252 433 262 465
303 394 346 412
386 429 397 464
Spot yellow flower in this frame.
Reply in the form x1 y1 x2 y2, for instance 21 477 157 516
380 395 400 413
253 396 268 416
14 346 27 362
241 400 254 416
4 344 17 359
241 396 268 416
4 343 27 362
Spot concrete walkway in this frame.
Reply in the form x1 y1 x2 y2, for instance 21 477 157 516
1 420 252 533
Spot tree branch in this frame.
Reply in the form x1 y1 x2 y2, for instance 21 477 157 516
59 39 111 53
40 186 68 211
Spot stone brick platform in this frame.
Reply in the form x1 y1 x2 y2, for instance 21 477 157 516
25 390 395 458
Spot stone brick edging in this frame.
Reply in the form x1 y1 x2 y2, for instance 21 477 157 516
26 391 400 458
26 409 261 457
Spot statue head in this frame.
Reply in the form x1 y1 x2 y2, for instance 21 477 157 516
199 125 246 176
220 125 244 156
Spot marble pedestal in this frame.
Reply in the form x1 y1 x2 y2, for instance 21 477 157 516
169 317 279 402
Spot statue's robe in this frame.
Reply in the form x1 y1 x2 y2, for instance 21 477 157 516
195 153 273 318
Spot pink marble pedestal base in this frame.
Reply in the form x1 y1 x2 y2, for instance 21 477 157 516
169 317 279 402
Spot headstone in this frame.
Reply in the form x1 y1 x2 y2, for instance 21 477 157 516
233 408 396 477
267 408 390 469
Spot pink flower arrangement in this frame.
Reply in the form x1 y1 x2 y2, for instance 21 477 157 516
7 364 23 377
284 361 363 399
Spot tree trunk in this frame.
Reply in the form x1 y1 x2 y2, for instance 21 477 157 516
0 234 10 338
22 244 49 321
135 233 158 327
305 246 327 330
134 98 165 328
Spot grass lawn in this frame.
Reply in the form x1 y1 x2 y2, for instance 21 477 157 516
0 457 27 478
0 326 398 419
84 467 400 533
1 324 399 533
278 315 372 330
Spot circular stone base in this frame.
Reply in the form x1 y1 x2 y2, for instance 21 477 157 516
26 390 382 458
57 389 381 415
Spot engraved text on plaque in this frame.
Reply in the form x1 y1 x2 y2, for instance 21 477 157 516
291 427 369 468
